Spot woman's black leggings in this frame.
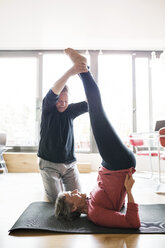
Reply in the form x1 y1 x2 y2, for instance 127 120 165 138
79 70 136 170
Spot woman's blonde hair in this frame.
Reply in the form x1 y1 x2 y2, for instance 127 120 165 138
55 192 81 221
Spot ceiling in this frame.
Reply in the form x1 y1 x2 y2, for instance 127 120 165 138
0 0 165 50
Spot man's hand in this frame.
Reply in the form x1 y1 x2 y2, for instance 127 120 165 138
70 63 88 76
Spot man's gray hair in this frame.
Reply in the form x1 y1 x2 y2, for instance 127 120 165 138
55 192 81 221
61 85 69 93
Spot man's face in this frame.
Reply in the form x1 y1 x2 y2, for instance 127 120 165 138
56 92 69 112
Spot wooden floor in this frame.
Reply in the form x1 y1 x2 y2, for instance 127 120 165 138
1 172 165 248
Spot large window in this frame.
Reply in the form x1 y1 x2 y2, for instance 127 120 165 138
0 50 164 152
0 56 37 146
151 59 165 126
98 53 132 142
135 57 150 132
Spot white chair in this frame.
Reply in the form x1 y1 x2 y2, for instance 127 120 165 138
154 127 165 193
0 133 8 173
129 133 160 178
157 128 165 183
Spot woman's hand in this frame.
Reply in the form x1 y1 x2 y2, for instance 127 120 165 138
124 174 135 203
124 174 135 193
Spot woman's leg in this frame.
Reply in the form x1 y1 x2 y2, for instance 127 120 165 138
79 71 136 170
65 49 135 170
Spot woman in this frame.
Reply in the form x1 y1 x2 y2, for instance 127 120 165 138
55 48 140 229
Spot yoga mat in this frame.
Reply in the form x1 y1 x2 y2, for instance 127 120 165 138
9 202 165 234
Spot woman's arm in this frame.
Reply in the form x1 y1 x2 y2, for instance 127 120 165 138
88 203 140 228
88 174 140 228
124 174 135 203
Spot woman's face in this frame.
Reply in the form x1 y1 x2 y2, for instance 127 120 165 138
64 189 86 209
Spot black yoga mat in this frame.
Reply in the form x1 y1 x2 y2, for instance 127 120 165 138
9 202 165 234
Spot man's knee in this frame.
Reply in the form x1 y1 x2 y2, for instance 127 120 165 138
46 192 57 203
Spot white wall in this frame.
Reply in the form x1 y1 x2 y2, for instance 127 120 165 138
76 153 101 171
0 0 165 50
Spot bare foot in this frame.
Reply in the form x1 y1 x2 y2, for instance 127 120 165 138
64 48 87 64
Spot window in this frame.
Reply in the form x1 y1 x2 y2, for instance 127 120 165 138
0 50 163 153
98 53 132 143
0 56 37 147
135 57 150 132
151 59 165 125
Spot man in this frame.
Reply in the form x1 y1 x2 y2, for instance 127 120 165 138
38 62 88 203
55 48 140 229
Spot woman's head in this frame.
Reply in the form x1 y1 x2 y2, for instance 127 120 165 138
55 190 86 220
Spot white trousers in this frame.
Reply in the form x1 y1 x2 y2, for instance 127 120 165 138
39 158 81 203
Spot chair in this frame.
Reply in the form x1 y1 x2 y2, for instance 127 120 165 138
129 133 159 178
157 127 165 183
0 133 8 173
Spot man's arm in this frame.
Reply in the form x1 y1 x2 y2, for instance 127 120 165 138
52 63 88 95
69 101 88 119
